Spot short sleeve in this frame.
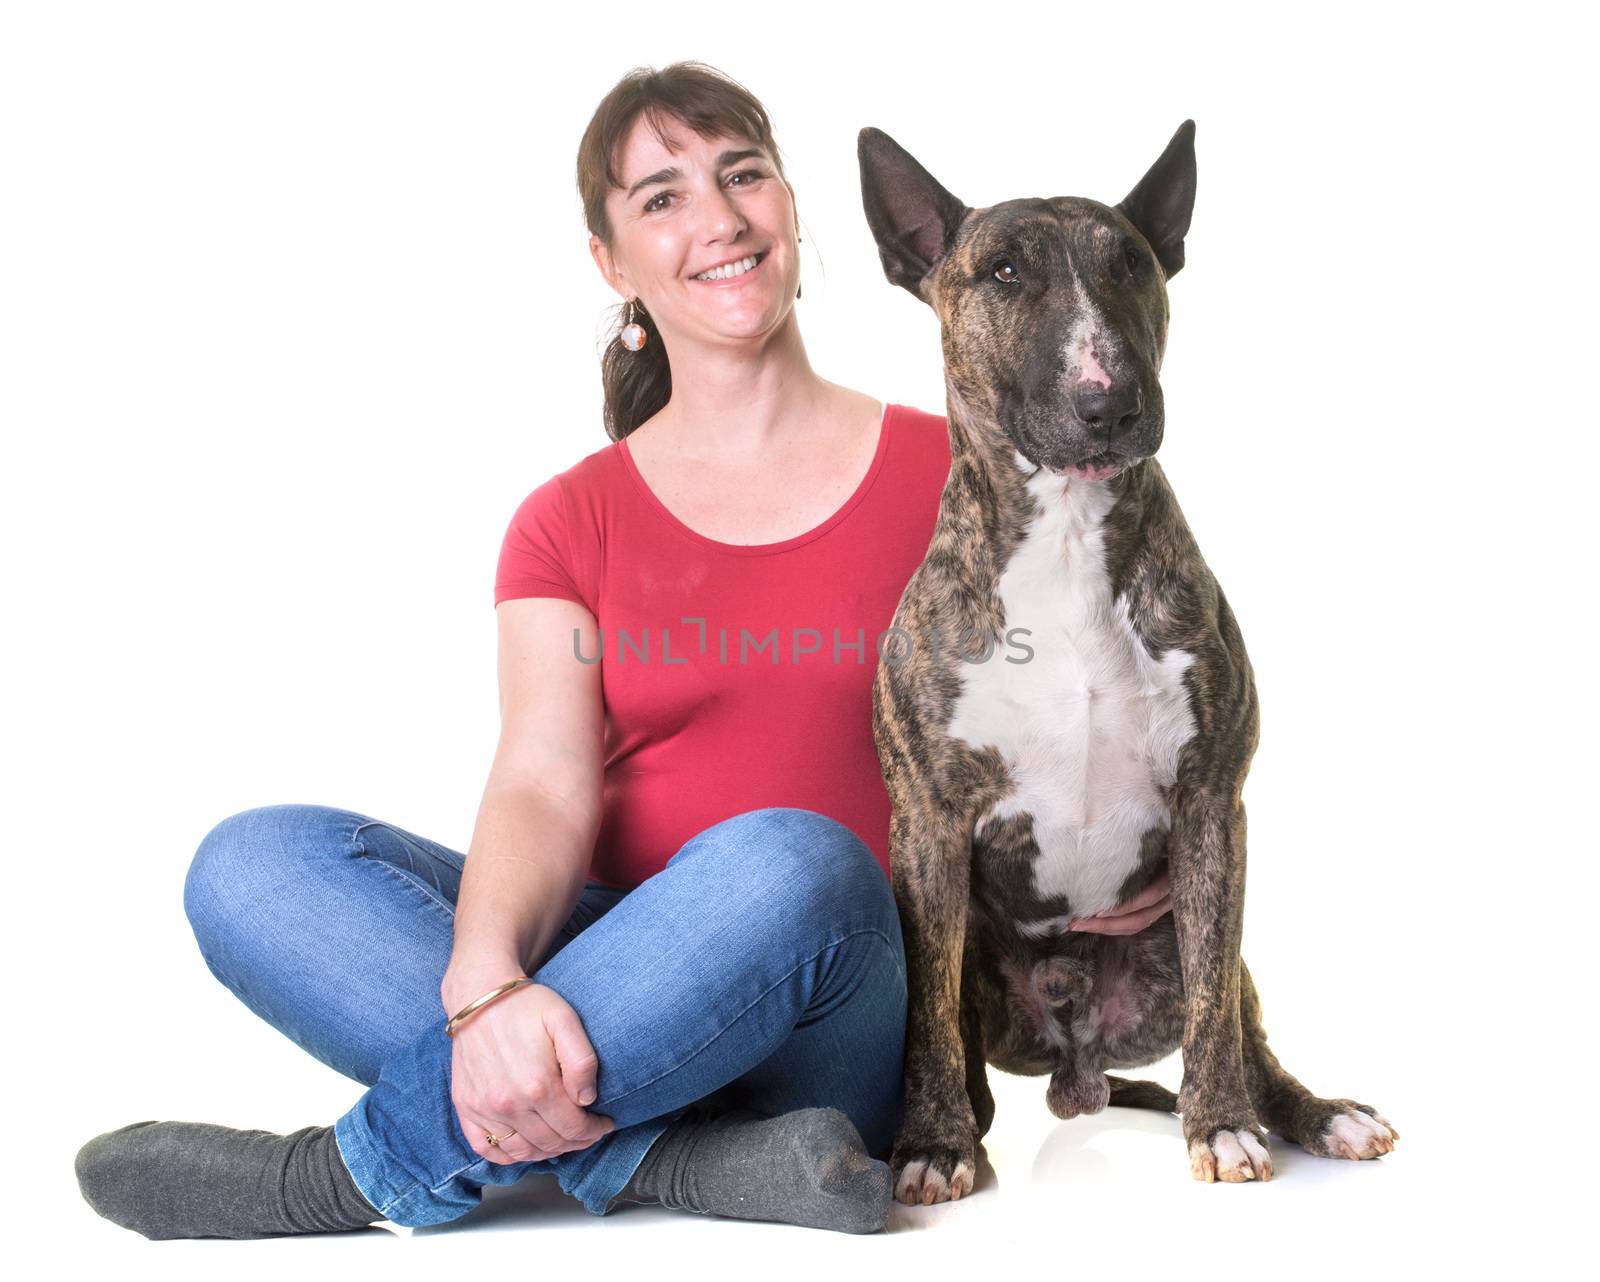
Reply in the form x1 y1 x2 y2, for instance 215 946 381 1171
494 474 589 609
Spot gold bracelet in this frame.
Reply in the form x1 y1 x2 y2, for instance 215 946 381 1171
445 976 535 1038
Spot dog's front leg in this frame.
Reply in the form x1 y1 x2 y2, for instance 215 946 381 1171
1169 789 1274 1183
889 796 978 1205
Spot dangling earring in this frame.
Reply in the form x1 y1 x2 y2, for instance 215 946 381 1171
796 231 804 300
620 299 647 352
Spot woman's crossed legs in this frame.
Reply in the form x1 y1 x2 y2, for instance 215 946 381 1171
178 803 908 1226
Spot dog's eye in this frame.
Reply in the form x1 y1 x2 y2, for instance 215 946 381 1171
993 259 1020 285
1122 243 1143 276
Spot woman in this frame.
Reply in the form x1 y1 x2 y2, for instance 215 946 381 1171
75 60 1169 1240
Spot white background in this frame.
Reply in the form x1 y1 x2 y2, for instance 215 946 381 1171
3 1 1591 1276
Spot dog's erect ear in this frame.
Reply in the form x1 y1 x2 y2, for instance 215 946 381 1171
1116 119 1196 279
857 127 970 302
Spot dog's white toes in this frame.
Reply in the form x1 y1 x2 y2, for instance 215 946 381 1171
948 1161 975 1201
1189 1129 1273 1183
894 1158 929 1204
913 1164 950 1205
1323 1109 1396 1159
1365 1109 1399 1141
893 1156 975 1205
1237 1130 1273 1175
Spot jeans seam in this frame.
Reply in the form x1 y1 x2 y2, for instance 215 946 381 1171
351 822 459 923
414 923 902 1204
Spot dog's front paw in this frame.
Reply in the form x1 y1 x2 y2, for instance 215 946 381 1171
1298 1101 1398 1160
890 1111 977 1206
1185 1119 1274 1183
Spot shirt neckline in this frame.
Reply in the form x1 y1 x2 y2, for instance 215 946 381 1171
617 401 895 557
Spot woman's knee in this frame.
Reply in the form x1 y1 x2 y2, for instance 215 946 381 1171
671 807 901 947
183 803 367 949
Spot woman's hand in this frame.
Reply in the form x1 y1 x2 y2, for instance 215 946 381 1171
1067 868 1173 936
446 979 615 1165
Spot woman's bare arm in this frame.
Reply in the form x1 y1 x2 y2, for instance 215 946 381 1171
441 595 605 1013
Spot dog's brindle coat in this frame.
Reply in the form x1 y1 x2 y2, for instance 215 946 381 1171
858 121 1397 1202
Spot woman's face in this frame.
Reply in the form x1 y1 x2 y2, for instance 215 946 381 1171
592 113 799 348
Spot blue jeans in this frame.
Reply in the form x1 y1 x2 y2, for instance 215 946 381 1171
181 803 908 1227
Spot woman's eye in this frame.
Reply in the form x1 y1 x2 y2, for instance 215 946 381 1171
993 259 1020 284
644 170 765 214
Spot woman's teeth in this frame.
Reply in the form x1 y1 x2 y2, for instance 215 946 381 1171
694 253 761 281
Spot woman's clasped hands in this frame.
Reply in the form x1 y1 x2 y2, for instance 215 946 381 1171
445 979 615 1165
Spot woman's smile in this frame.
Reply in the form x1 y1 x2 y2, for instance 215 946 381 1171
690 249 770 286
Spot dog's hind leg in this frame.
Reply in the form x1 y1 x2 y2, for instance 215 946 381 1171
1239 960 1399 1160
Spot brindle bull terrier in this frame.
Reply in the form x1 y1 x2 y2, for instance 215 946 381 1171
857 120 1398 1203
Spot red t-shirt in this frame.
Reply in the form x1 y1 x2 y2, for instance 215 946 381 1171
494 401 952 890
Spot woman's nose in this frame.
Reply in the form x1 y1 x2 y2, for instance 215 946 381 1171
697 184 747 240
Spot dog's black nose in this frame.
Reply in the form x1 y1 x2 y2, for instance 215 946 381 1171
1073 384 1143 440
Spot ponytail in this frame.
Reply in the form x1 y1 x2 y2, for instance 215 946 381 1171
599 297 671 442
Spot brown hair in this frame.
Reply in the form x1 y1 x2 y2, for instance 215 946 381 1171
576 62 794 442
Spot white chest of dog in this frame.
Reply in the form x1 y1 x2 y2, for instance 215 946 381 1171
947 461 1199 924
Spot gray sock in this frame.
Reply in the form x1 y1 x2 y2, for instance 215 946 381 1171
616 1105 892 1234
75 1120 383 1240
